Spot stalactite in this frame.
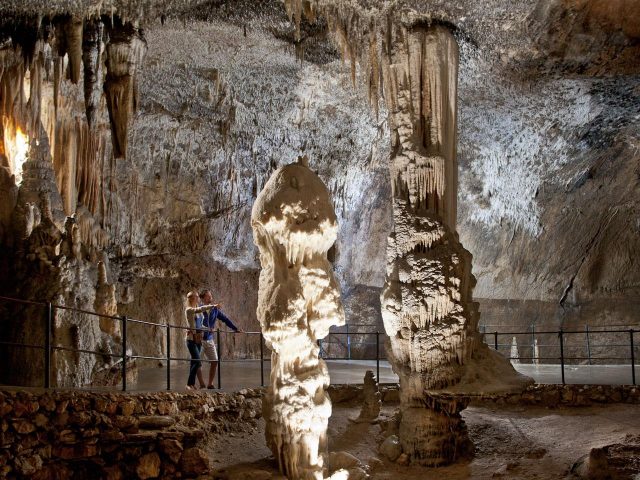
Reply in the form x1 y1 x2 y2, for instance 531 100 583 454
104 23 147 159
63 17 83 85
82 18 104 127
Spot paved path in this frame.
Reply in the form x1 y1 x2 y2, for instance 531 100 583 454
130 359 638 392
513 363 637 385
132 359 398 392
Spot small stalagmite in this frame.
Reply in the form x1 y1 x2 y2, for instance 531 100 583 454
356 370 381 423
251 157 346 480
94 261 119 337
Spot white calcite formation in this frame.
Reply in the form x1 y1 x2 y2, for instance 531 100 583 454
251 158 346 480
379 25 531 466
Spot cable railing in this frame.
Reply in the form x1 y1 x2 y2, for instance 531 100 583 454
0 294 637 390
0 295 270 391
0 295 385 391
480 326 638 385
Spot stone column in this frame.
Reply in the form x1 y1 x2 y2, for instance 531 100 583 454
251 158 345 480
380 24 480 466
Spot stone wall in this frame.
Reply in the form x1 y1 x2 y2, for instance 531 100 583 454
472 384 640 408
327 383 640 409
0 388 262 479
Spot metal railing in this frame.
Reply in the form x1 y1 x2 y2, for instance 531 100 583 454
481 327 638 385
0 295 270 391
1 294 636 390
319 330 382 382
0 295 385 391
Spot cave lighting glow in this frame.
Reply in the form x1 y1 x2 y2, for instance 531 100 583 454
4 126 29 185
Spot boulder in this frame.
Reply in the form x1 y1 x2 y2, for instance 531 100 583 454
379 435 402 462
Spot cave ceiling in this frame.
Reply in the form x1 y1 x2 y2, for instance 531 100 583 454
0 0 638 316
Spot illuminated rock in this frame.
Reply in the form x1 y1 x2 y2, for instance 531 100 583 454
251 157 345 480
379 24 531 466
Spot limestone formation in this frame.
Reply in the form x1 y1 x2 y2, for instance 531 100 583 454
510 337 520 364
378 24 530 466
26 192 62 272
104 23 147 158
251 158 345 480
356 370 381 423
94 261 120 337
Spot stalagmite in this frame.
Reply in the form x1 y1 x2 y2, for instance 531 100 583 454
511 337 520 364
94 261 119 337
379 25 531 466
356 370 381 422
251 157 346 480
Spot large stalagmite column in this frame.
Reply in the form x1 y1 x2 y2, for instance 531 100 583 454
251 158 346 480
380 24 529 466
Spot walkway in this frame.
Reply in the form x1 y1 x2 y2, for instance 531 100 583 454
130 360 637 392
132 359 398 392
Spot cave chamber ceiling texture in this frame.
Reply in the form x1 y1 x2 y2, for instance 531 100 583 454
0 0 638 387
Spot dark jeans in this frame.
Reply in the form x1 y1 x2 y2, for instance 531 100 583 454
187 340 202 386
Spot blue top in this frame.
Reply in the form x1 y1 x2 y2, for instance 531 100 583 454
193 312 205 331
201 306 238 341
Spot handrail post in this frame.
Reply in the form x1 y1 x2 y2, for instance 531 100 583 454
376 331 380 382
559 329 565 385
122 316 128 392
494 331 498 351
346 324 351 360
630 329 636 386
260 333 265 387
166 324 171 391
586 324 592 365
44 302 52 388
217 329 222 390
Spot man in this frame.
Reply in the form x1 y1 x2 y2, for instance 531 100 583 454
199 289 243 389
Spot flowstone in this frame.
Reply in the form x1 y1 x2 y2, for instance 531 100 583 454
251 157 346 480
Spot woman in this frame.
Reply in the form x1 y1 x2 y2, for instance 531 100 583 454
184 291 214 390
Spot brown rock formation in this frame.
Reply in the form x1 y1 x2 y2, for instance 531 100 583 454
356 370 381 422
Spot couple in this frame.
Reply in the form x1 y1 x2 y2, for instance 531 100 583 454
184 289 243 390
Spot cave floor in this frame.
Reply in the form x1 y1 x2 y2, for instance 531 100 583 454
208 404 640 479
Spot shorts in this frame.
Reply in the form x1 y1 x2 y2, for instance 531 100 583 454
202 339 218 361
